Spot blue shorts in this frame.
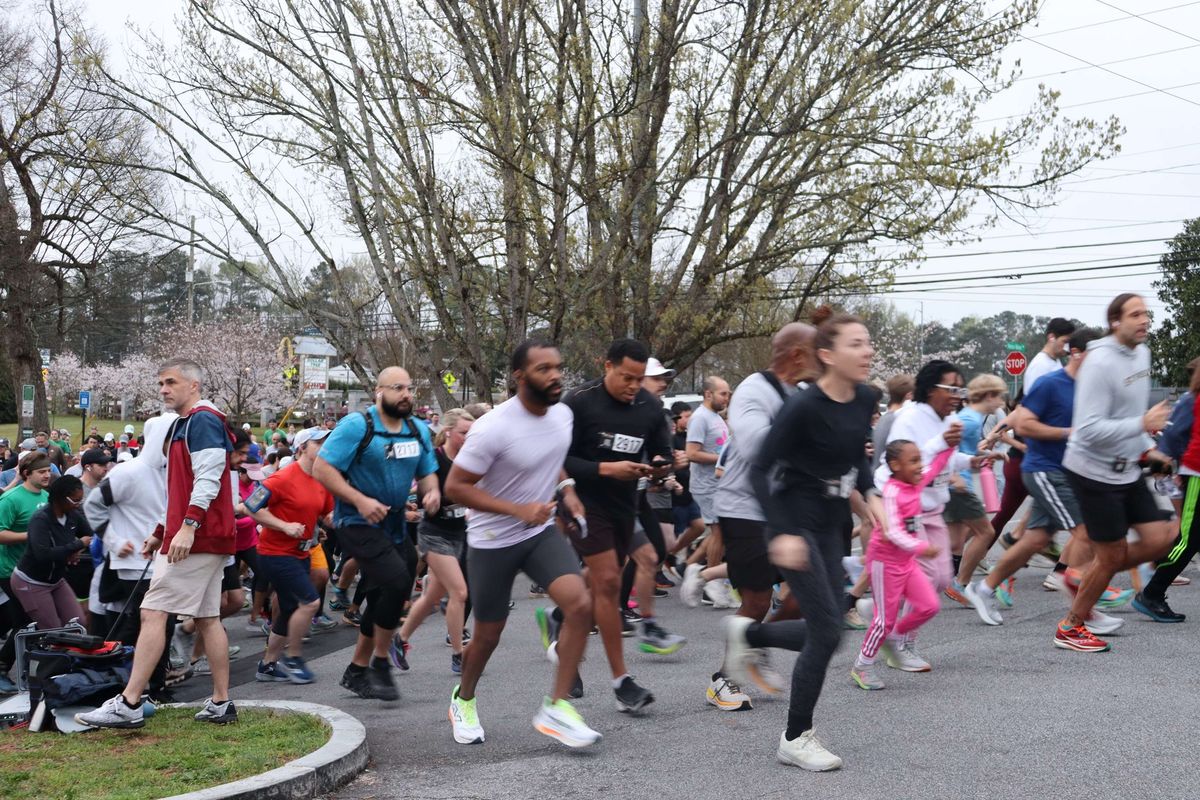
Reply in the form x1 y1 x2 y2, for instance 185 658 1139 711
673 501 702 533
258 554 319 636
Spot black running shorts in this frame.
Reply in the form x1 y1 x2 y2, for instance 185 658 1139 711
720 516 778 591
1064 470 1170 543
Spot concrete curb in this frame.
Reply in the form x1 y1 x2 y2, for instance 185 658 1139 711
160 700 368 800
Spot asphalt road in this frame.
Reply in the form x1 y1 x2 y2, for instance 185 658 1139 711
186 556 1200 800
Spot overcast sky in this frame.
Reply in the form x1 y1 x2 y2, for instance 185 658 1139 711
86 0 1197 329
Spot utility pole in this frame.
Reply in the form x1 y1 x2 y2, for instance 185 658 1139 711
186 215 196 324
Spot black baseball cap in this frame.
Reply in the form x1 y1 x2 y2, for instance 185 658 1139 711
81 449 114 467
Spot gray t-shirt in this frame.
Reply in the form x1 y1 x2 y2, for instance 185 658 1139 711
687 405 728 496
714 373 796 521
871 408 900 471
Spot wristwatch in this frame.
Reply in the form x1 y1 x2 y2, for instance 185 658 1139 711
183 517 201 529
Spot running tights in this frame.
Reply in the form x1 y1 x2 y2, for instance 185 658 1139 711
743 530 844 738
989 451 1027 535
1146 475 1199 600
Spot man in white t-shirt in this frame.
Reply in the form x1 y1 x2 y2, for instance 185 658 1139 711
443 338 600 750
1023 317 1075 392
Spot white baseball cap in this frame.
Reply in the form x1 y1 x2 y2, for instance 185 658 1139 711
123 424 135 435
293 427 331 449
644 357 676 379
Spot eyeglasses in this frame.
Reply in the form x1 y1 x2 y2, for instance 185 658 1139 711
935 383 969 399
377 383 411 393
67 496 84 506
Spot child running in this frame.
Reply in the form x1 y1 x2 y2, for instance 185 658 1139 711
851 440 954 690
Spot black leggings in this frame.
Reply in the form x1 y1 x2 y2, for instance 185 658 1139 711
1147 474 1200 600
0 577 30 672
357 536 417 638
620 494 670 608
744 529 845 738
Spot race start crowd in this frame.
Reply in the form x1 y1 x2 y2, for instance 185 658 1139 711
0 290 1195 771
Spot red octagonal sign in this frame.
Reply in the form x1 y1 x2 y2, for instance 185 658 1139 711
1004 351 1027 376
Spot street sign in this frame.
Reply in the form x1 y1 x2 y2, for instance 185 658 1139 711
21 384 34 418
1004 351 1027 376
39 348 51 368
79 390 91 410
1005 342 1026 353
442 371 457 391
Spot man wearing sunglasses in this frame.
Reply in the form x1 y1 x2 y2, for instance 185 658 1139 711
313 366 440 702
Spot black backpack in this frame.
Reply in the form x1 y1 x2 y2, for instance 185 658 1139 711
349 410 429 467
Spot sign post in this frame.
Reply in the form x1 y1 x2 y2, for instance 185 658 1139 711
1004 350 1028 397
79 390 91 441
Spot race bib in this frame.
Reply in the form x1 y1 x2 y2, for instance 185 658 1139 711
824 467 857 499
601 432 644 454
388 440 422 460
441 505 467 519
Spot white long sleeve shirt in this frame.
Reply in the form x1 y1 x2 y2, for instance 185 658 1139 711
875 402 973 512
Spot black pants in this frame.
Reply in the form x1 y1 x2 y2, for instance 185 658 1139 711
337 526 415 638
744 529 845 738
1147 475 1200 600
0 577 31 673
619 494 670 608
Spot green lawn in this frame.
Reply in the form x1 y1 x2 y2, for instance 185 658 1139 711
0 708 329 800
0 415 134 446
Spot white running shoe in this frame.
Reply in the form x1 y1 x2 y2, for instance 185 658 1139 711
749 650 786 695
721 615 756 690
855 596 875 622
841 555 864 585
964 581 1003 626
533 697 602 748
74 694 144 729
776 729 843 771
706 673 752 711
1084 610 1124 635
681 564 705 608
883 639 931 672
704 580 737 609
448 685 485 744
1042 572 1065 592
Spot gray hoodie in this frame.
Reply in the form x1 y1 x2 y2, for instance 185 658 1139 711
1062 335 1154 484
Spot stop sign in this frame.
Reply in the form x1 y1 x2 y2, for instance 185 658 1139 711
1004 351 1027 376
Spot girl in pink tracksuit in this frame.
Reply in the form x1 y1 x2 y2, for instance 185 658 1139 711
852 440 955 689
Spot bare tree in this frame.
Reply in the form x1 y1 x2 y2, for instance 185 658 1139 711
0 0 158 428
94 0 1118 402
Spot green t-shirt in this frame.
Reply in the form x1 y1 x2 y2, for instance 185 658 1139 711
51 438 71 455
0 485 50 579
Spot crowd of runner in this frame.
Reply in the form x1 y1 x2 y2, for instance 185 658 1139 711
0 290 1194 771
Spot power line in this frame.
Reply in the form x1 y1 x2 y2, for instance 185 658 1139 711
1015 43 1200 83
1063 161 1200 184
1020 36 1200 108
886 260 1165 289
881 268 1162 293
1093 0 1200 45
893 252 1166 282
1028 0 1200 38
839 235 1170 266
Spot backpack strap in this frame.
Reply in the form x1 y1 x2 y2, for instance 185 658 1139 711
758 370 789 402
352 410 375 466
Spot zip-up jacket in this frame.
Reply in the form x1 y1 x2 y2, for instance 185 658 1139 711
164 401 235 554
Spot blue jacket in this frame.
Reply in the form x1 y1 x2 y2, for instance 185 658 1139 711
1159 393 1194 461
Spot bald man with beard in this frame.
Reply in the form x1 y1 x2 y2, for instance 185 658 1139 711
700 322 817 711
313 366 441 702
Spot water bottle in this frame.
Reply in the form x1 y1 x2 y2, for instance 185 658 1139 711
979 462 1000 514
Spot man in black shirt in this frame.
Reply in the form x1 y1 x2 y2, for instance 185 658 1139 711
561 339 679 712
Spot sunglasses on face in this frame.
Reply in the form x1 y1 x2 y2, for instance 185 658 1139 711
935 383 968 399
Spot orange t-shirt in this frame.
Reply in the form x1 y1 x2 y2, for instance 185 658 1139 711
255 462 334 558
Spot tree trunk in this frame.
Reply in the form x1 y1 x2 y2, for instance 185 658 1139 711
0 175 50 432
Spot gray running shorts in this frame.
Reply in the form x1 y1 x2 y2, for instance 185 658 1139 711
1023 470 1082 534
467 526 581 622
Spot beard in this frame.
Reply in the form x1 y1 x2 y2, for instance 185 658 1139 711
527 380 563 406
381 398 412 419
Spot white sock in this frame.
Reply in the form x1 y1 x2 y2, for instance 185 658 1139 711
611 673 630 689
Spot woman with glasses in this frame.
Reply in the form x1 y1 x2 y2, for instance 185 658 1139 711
10 475 94 629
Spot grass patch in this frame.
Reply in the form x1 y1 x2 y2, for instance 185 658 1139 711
1 415 130 444
0 708 329 800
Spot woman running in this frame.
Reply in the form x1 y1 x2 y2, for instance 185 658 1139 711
10 475 93 629
722 310 875 771
394 409 475 674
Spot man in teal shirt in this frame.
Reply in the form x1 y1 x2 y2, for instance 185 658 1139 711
0 452 53 693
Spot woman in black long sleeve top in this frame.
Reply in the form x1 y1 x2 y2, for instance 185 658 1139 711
10 476 93 629
729 313 876 772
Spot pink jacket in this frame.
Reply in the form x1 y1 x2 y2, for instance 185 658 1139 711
867 447 955 567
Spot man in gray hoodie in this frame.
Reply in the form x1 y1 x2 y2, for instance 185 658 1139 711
1056 293 1174 652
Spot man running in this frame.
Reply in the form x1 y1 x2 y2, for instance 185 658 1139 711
706 322 815 711
1024 317 1076 391
78 357 238 728
1055 294 1175 652
313 367 440 700
561 338 675 712
444 339 599 748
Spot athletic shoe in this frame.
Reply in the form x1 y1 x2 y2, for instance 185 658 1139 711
246 618 267 635
993 581 1014 609
256 660 288 682
1084 610 1124 635
389 637 411 671
164 663 193 687
449 685 485 744
943 581 971 608
1172 575 1191 586
260 620 274 638
340 665 373 698
964 581 1003 626
194 698 238 724
451 652 462 675
855 596 875 623
703 580 736 609
653 587 668 598
776 729 843 772
614 675 654 713
681 563 705 607
329 587 351 610
638 620 686 655
721 615 756 690
0 674 17 695
366 662 399 701
529 583 548 598
191 656 211 676
706 672 752 711
750 650 787 695
535 606 560 651
1054 621 1109 652
1042 571 1064 592
75 694 145 729
342 610 362 627
445 628 472 647
568 673 584 699
227 644 241 660
850 663 885 690
621 607 641 638
655 570 676 589
843 608 867 630
841 555 864 585
171 626 195 662
1097 587 1135 609
883 640 931 672
311 613 338 632
281 655 315 684
533 697 602 748
1040 541 1062 560
1132 592 1186 623
975 559 994 576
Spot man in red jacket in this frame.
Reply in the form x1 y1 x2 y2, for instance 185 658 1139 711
77 357 237 729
